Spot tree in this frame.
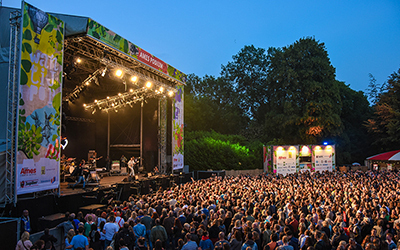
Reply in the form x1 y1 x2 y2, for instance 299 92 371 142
263 37 342 144
220 45 269 123
365 68 400 150
184 74 247 134
335 81 373 164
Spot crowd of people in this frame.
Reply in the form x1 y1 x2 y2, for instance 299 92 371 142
16 170 400 250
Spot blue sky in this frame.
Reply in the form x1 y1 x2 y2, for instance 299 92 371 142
3 0 400 92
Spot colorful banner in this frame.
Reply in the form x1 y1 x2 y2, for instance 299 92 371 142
312 145 335 172
273 146 299 176
172 86 184 170
16 2 64 195
87 19 187 84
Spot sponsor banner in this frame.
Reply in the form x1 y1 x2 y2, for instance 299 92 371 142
273 146 299 176
172 85 184 170
87 19 187 83
16 2 63 195
312 145 335 172
17 158 59 194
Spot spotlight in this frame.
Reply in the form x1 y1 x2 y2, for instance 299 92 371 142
159 86 164 93
83 103 86 107
118 93 122 96
115 69 123 77
92 110 96 114
146 81 152 88
323 142 328 146
76 58 82 63
129 89 133 93
107 96 110 99
168 90 174 97
85 81 89 86
131 76 138 83
94 99 98 103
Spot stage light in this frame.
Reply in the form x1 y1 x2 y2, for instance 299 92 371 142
159 86 164 93
83 103 86 107
323 141 328 146
112 103 115 106
145 81 152 88
168 90 174 97
107 96 110 99
94 99 98 103
131 76 138 83
92 110 96 114
115 69 123 77
118 93 122 96
85 81 89 86
129 88 133 93
76 58 82 63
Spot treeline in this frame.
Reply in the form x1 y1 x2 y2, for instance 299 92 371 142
184 37 400 170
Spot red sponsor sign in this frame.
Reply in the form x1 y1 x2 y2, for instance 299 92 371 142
137 49 167 74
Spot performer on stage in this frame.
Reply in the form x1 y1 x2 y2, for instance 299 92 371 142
89 152 102 168
120 155 127 171
127 157 135 177
72 159 86 189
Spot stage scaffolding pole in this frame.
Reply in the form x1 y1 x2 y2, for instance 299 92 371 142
140 100 143 170
107 112 110 158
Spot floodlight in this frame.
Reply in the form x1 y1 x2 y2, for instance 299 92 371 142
146 81 152 88
131 76 138 82
168 90 174 97
115 69 123 77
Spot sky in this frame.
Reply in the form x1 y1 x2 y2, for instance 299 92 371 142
2 0 400 92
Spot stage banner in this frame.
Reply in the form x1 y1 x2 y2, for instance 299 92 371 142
86 19 187 84
16 2 64 195
172 85 184 170
263 146 273 173
272 146 299 176
312 145 335 172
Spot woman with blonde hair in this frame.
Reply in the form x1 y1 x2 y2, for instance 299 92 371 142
65 229 75 249
15 231 33 250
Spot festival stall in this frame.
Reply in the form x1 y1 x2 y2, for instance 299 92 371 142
366 150 400 170
263 144 336 175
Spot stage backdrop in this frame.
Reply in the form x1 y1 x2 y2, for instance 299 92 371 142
272 146 299 176
16 2 64 195
172 85 184 170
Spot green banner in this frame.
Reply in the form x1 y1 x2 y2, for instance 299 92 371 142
16 2 64 195
87 19 186 84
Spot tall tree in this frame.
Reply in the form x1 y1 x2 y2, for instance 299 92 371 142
220 45 269 123
184 74 246 134
264 37 342 144
365 68 400 150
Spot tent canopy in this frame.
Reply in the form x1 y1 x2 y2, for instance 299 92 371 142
367 150 400 161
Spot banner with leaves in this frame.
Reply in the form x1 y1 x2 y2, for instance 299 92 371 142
263 146 273 173
16 2 63 195
172 85 184 170
86 19 187 83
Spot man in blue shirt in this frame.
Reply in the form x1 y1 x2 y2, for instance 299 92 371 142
182 233 198 250
104 216 119 247
66 226 88 250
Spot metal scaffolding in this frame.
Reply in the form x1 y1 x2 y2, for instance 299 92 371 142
158 98 167 173
4 10 21 207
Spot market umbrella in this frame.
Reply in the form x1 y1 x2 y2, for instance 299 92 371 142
367 150 400 161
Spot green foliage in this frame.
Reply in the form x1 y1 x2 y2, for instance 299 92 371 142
365 68 400 151
18 122 43 159
264 37 342 144
185 131 263 171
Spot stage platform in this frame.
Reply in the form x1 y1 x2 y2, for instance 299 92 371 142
59 175 126 196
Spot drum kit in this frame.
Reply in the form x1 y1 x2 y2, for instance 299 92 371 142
61 157 102 183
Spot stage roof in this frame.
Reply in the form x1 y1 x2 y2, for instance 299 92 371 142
367 150 400 161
